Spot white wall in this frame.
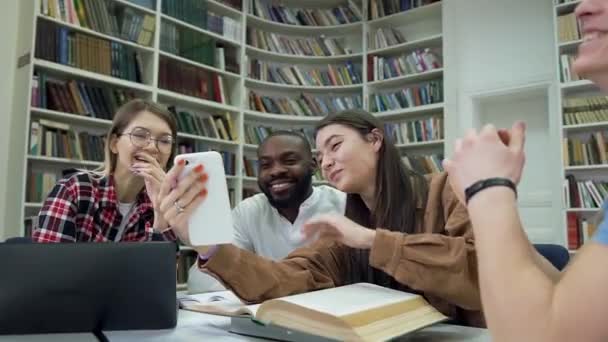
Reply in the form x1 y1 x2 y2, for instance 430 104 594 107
443 0 565 244
0 0 22 240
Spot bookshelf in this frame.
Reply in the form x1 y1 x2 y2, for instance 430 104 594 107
553 0 606 253
12 0 445 289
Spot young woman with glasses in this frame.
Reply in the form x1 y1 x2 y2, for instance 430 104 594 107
33 99 196 243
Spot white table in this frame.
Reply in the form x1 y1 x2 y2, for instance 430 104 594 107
0 310 491 341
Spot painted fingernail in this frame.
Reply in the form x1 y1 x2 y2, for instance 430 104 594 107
194 164 204 173
200 188 208 197
178 159 185 166
200 173 208 182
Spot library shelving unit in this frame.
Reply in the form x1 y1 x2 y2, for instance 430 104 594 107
553 0 606 253
12 0 445 290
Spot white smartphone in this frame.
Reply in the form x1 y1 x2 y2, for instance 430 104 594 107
174 151 234 247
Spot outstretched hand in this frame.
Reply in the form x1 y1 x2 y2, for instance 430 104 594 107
442 121 527 205
302 213 376 249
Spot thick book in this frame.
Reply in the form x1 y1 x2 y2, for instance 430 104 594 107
181 283 447 341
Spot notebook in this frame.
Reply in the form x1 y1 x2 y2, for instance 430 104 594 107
181 283 447 341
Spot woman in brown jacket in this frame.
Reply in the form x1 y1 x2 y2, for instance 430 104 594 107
157 109 483 326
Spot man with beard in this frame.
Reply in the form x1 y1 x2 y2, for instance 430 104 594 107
187 131 346 293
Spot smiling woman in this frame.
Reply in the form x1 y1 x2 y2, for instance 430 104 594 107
33 99 180 243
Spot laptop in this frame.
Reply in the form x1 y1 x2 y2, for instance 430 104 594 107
0 242 178 335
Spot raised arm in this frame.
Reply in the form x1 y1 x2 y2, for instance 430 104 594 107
443 122 608 342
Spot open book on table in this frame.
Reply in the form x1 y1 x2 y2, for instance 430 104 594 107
181 283 447 341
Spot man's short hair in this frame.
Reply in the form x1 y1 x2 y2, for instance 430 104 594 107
258 130 313 158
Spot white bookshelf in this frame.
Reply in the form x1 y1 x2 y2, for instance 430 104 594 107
14 0 447 244
553 0 608 251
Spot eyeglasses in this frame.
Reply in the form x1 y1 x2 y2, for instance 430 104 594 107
120 127 174 154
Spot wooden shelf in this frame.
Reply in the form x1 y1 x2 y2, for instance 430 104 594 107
368 34 443 56
30 108 112 127
558 39 582 51
113 0 157 15
37 15 155 53
555 0 582 15
34 59 154 92
246 45 364 64
396 140 444 149
207 0 243 19
373 103 445 119
176 132 239 147
566 208 601 213
161 14 241 47
157 89 240 114
159 50 241 80
27 155 103 167
564 164 608 172
246 14 362 35
367 2 442 28
368 69 444 89
244 110 323 124
563 121 608 132
245 77 362 93
561 80 598 93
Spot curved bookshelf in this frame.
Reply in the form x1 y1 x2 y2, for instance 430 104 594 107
156 89 240 114
563 121 608 132
177 132 239 147
207 0 243 19
246 45 364 64
246 14 362 35
396 140 444 149
31 108 112 127
245 77 362 92
114 0 157 15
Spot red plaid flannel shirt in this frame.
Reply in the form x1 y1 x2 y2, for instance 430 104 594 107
33 172 176 243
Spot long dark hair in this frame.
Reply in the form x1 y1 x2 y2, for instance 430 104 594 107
316 109 429 287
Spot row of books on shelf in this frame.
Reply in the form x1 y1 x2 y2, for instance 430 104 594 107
368 0 440 20
402 154 443 175
29 120 105 162
559 53 581 83
249 91 362 116
563 132 608 166
27 170 59 203
565 175 608 209
247 28 351 56
40 0 156 46
557 12 581 43
161 22 239 72
368 27 407 51
562 95 608 126
249 60 362 86
162 0 242 42
159 57 231 105
31 73 137 120
36 19 143 83
167 106 237 141
567 213 597 250
384 116 443 145
370 80 443 113
247 0 362 26
244 125 315 146
368 48 442 81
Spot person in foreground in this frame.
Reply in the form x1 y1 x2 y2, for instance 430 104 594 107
33 99 181 242
441 1 608 340
187 131 346 293
159 109 485 326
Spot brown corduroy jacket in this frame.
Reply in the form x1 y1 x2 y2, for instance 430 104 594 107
200 172 484 327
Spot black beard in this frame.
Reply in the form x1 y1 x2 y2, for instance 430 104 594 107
259 170 313 209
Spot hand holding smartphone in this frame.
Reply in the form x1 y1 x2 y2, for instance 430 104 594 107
175 151 234 246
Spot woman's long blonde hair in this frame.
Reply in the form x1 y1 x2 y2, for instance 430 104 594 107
96 99 178 176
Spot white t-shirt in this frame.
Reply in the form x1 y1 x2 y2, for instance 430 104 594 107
115 202 135 242
187 185 347 293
